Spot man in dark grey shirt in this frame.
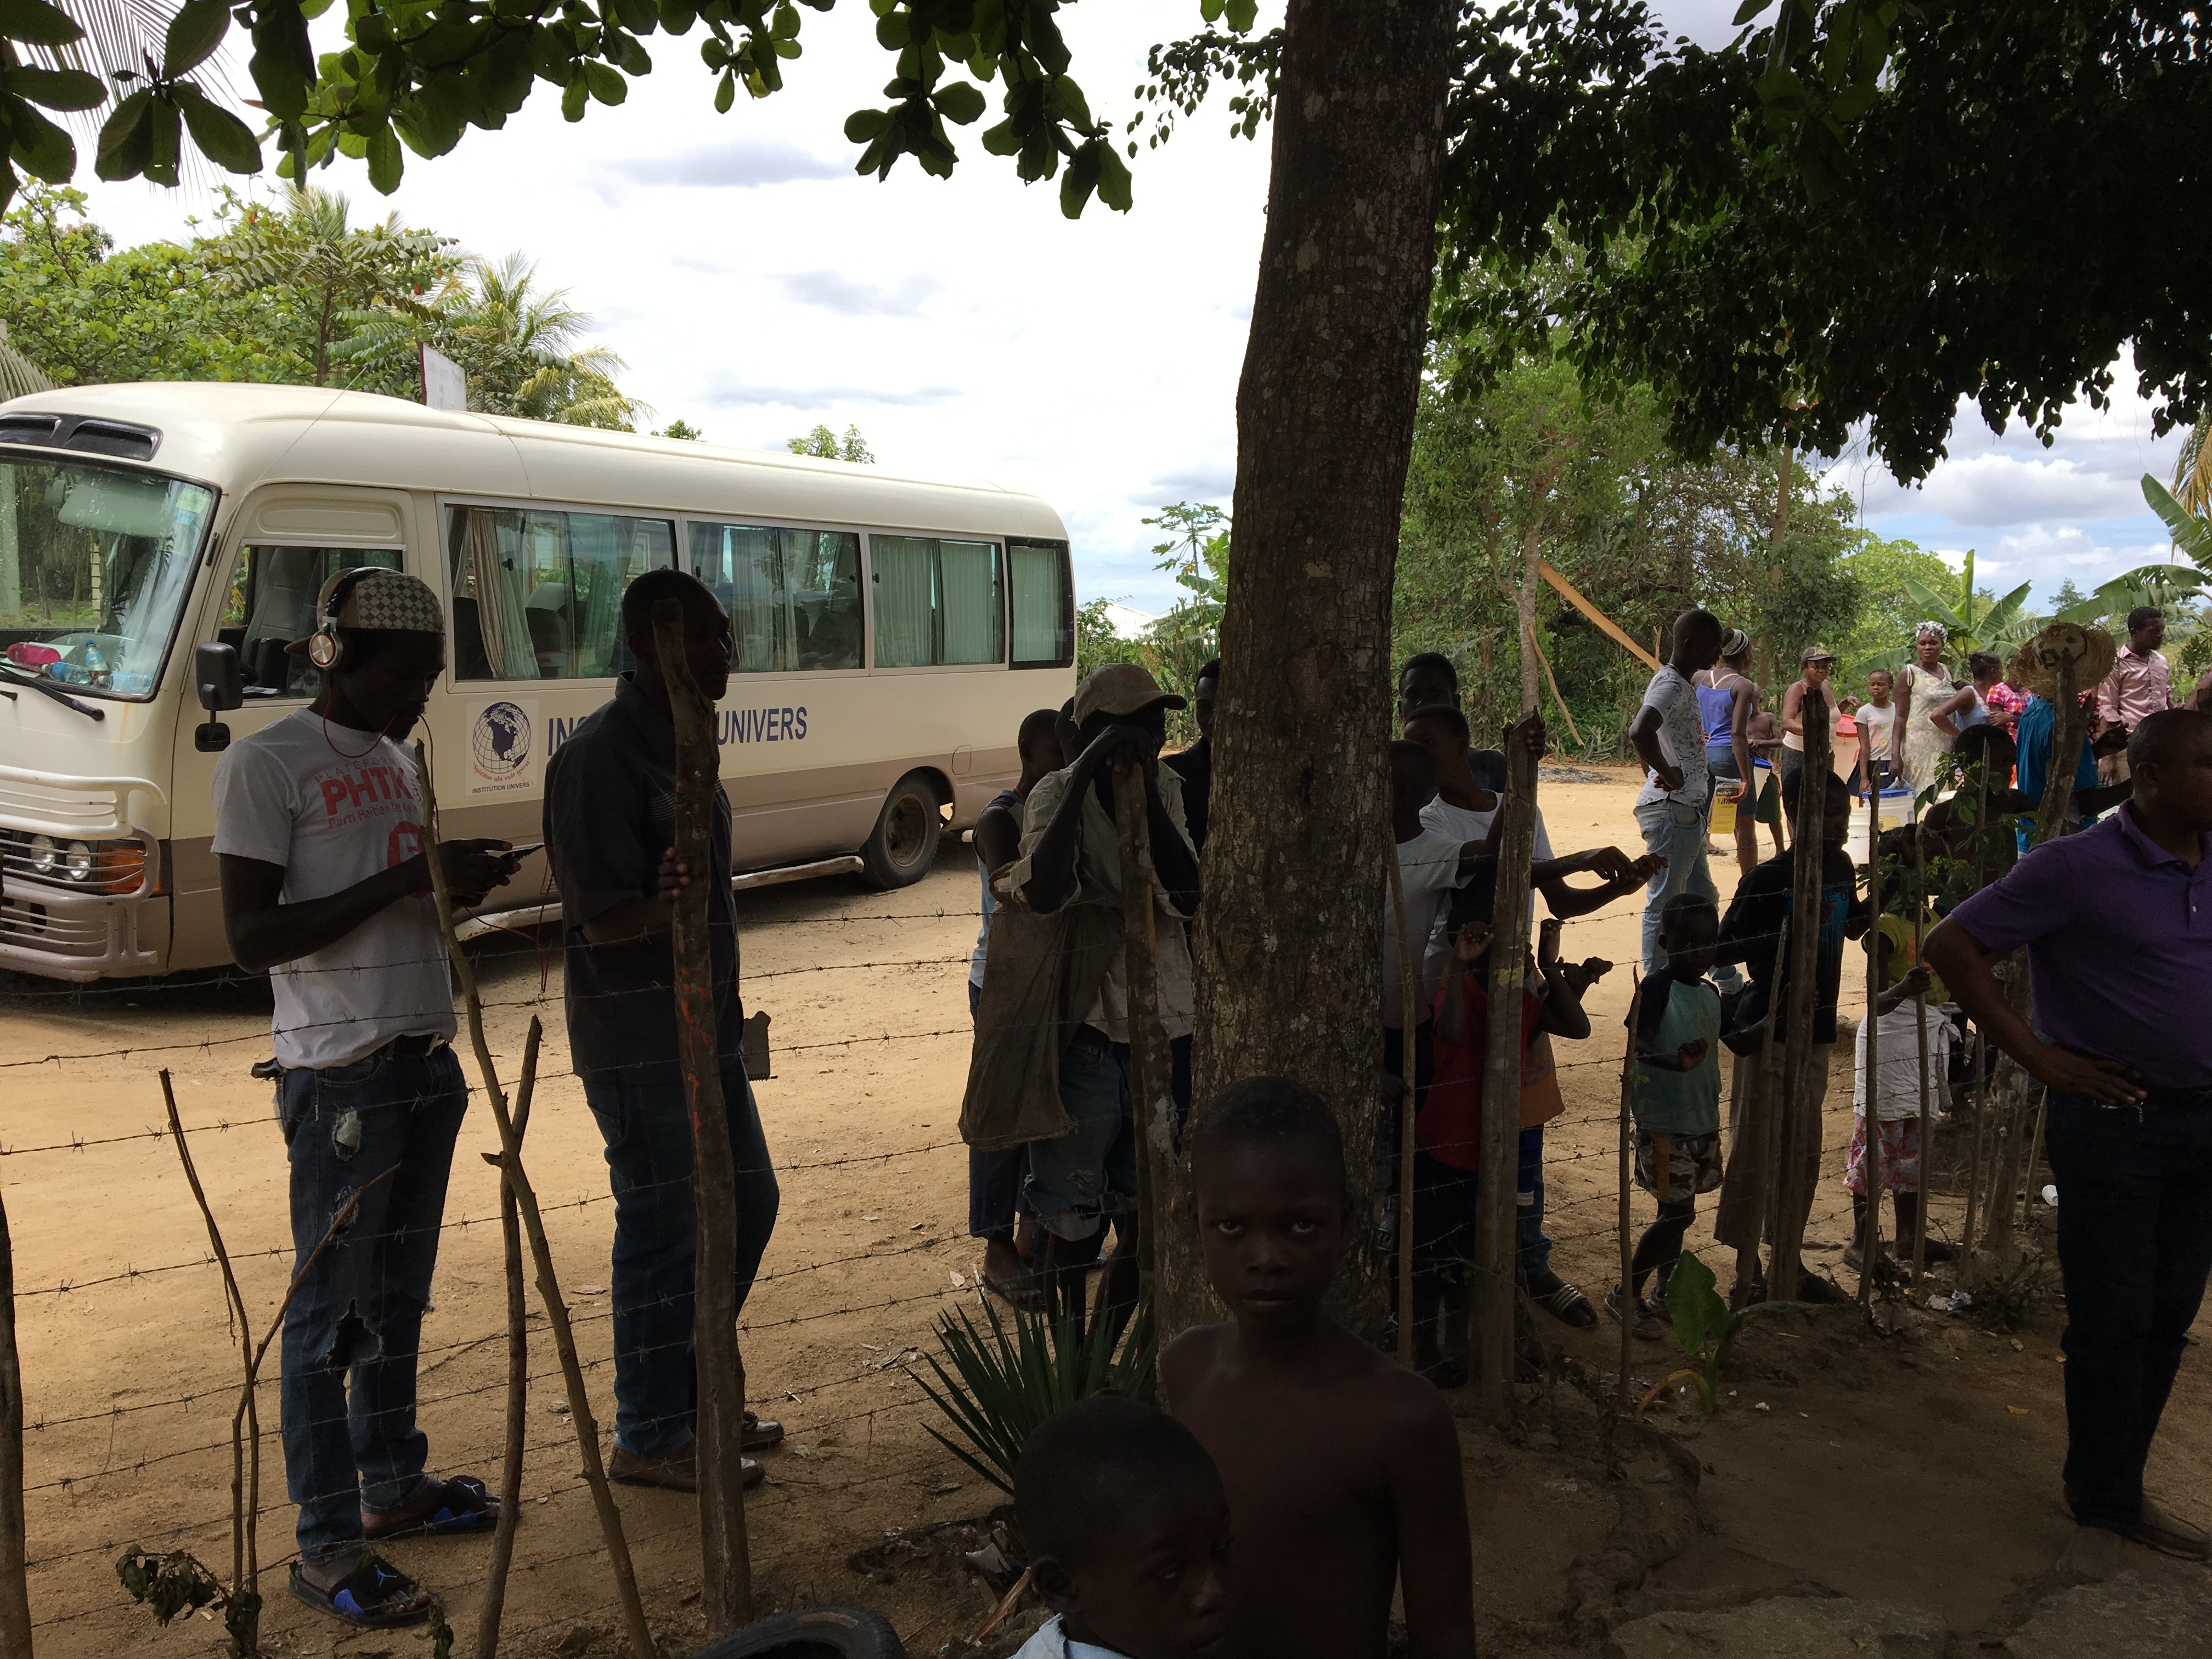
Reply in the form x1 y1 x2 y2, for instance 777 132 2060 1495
544 568 781 1491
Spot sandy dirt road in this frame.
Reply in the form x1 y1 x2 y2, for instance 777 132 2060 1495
3 769 2207 1656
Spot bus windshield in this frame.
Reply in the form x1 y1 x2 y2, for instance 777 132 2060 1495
0 457 216 701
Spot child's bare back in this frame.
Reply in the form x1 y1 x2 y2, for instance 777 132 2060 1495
1166 1077 1475 1659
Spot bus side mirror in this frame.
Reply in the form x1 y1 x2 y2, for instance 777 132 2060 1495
194 641 244 752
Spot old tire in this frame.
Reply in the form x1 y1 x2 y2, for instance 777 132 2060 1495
859 770 943 889
692 1603 907 1659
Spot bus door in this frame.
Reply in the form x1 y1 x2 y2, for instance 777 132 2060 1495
165 487 417 972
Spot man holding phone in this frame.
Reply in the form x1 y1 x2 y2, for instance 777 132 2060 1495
213 568 520 1629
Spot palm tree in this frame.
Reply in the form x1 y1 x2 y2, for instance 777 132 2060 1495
342 252 645 428
207 184 452 384
2172 411 2212 520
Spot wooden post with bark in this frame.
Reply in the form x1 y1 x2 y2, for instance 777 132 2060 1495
411 743 656 1659
1189 0 1458 1344
1474 714 1539 1415
1909 833 1934 1286
1616 980 1642 1409
1387 853 1420 1369
1113 759 1172 1307
650 597 753 1634
476 1019 541 1659
1768 689 1830 1299
0 1188 29 1659
1859 800 1883 1307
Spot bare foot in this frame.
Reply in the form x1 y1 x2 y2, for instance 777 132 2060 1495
983 1235 1028 1289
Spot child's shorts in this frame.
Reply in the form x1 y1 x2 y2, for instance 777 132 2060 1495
1634 1128 1724 1204
1846 1114 1922 1196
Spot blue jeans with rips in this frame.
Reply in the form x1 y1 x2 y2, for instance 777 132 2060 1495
1635 798 1720 977
582 1058 781 1459
278 1045 469 1564
1024 1036 1137 1242
2043 1092 2212 1532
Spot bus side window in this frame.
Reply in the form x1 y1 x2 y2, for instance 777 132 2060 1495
1008 537 1073 668
228 544 402 698
688 522 862 673
448 505 674 681
871 535 1003 668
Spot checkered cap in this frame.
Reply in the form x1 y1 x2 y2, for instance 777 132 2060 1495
318 568 444 635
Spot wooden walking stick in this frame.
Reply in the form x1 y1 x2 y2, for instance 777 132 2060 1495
1859 798 1883 1309
1113 758 1172 1310
411 742 656 1659
650 597 754 1634
0 1188 30 1659
476 1019 541 1659
1617 977 1643 1410
1475 713 1539 1418
1387 851 1421 1369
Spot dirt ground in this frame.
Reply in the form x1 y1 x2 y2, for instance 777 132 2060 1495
4 767 2208 1658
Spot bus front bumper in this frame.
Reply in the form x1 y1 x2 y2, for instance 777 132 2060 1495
0 882 168 981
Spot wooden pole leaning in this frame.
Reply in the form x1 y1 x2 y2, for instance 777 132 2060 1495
649 597 754 1634
476 1018 541 1659
1387 851 1421 1369
1908 828 1934 1288
1860 795 1883 1309
1617 978 1643 1410
1769 688 1830 1300
411 741 656 1659
1113 759 1171 1309
0 1188 24 1659
1474 713 1540 1417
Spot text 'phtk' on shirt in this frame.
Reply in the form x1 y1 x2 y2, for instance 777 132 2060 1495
209 708 455 1070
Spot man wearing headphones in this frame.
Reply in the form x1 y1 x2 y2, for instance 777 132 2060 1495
214 567 521 1629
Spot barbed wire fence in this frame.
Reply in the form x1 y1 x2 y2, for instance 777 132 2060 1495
0 867 2032 1655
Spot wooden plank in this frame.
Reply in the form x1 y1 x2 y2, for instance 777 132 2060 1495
1537 561 1661 672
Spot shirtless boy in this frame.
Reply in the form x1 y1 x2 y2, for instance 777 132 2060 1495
1164 1077 1475 1659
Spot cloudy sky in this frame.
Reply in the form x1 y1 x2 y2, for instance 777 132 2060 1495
69 1 2186 618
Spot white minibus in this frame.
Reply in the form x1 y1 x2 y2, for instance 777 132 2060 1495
0 383 1075 981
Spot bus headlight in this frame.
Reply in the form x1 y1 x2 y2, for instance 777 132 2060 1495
7 832 153 893
27 833 54 875
61 840 93 882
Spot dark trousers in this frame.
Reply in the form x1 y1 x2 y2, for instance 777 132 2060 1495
581 1059 780 1459
278 1046 469 1562
2044 1093 2212 1531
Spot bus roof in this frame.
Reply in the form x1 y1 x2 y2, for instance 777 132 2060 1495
0 382 1070 541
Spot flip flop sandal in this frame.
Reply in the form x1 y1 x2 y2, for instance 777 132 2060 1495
363 1475 499 1542
1534 1280 1599 1330
288 1555 431 1629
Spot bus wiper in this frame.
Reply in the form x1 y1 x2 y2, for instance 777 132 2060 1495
0 661 106 720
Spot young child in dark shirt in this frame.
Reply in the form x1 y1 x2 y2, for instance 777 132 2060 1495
1163 1078 1475 1659
1612 893 1724 1336
1013 1396 1232 1659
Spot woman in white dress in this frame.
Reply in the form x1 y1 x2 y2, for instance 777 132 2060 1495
1893 622 1959 796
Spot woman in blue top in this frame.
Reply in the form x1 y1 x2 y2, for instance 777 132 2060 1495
1696 630 1763 878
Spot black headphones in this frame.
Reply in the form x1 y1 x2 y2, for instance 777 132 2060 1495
306 567 386 672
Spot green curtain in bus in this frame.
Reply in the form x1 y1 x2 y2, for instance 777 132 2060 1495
938 539 1002 665
464 508 537 679
872 534 936 667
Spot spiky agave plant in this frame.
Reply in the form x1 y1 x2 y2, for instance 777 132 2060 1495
906 1297 1156 1494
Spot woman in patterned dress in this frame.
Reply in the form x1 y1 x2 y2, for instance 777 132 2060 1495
1893 621 1959 795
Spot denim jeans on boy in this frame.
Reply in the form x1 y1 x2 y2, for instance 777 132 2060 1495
1634 798 1719 975
583 1058 781 1459
1024 1034 1137 1240
2042 1091 2212 1532
278 1045 469 1564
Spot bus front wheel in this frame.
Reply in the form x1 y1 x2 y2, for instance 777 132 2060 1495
859 771 944 889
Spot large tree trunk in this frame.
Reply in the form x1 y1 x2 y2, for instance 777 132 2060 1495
1173 0 1457 1344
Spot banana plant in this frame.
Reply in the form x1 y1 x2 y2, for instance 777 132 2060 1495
2052 476 2212 626
1868 548 2034 672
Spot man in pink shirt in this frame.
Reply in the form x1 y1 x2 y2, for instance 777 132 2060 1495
2096 607 2173 782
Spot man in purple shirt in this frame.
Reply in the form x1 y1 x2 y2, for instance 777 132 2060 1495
1926 708 2212 1578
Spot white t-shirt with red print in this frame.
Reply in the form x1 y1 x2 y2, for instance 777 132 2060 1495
212 709 455 1068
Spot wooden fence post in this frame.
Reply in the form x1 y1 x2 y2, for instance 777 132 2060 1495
1859 793 1883 1307
1616 979 1642 1409
1909 830 1933 1287
1769 688 1829 1300
476 1020 541 1659
411 744 656 1659
1113 760 1173 1314
1474 713 1539 1417
0 1187 30 1659
650 598 754 1635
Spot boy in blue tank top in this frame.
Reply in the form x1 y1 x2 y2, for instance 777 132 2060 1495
1610 891 1725 1335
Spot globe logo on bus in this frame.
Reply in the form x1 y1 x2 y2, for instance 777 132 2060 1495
472 701 531 780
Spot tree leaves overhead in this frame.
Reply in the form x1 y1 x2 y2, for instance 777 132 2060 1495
1436 2 2212 484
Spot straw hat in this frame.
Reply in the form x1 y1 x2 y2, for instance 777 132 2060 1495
2006 622 2117 698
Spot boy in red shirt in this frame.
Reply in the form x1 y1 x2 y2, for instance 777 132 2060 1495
1408 894 1597 1385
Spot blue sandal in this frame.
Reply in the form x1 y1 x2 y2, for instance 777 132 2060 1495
363 1474 500 1541
288 1554 431 1628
